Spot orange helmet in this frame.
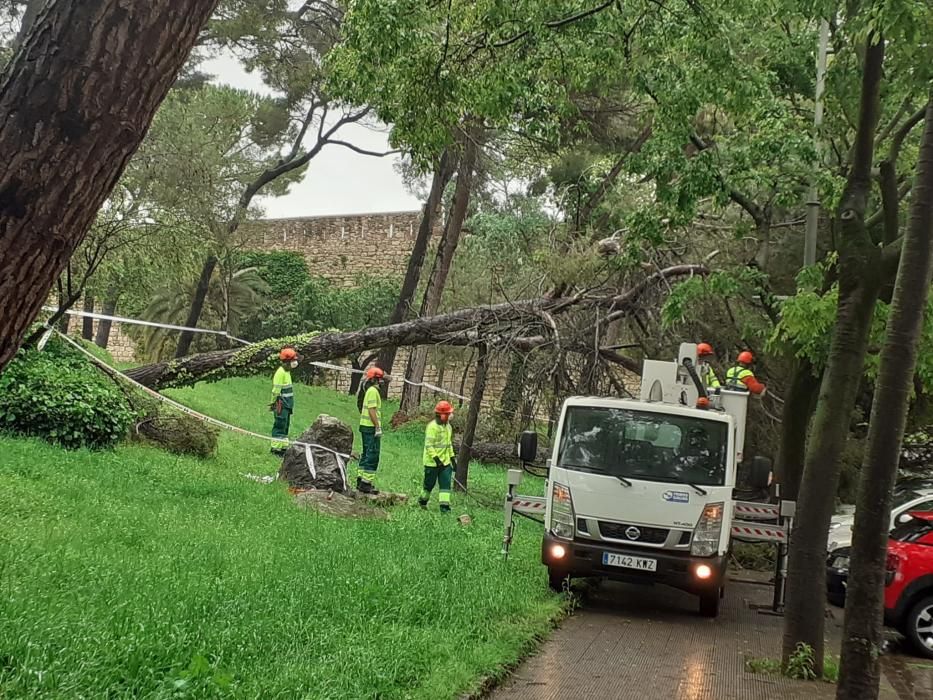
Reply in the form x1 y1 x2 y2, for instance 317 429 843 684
737 351 755 365
366 366 385 380
279 347 298 361
435 400 454 415
697 342 714 357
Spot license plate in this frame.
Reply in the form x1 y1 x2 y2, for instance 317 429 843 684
602 552 657 571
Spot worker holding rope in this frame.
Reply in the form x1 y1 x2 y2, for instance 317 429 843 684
420 401 456 513
270 347 299 456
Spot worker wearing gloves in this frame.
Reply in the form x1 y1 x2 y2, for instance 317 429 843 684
696 342 721 389
270 347 299 456
726 351 767 395
420 401 456 513
357 366 386 494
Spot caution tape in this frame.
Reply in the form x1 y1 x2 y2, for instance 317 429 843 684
56 331 352 461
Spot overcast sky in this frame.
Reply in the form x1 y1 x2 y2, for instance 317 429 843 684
202 53 423 220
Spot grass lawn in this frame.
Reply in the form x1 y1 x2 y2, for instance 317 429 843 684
0 377 560 699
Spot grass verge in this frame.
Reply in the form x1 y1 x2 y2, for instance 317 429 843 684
0 377 561 699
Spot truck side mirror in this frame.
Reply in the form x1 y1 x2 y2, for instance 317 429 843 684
749 456 772 490
518 431 538 463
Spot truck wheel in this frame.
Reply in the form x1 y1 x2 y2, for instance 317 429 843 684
905 596 933 659
548 569 568 593
699 588 722 618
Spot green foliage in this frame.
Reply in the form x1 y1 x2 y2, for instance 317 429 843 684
785 642 818 681
244 275 401 341
236 251 310 299
296 275 401 331
0 338 135 450
0 379 563 697
745 645 839 683
662 269 768 327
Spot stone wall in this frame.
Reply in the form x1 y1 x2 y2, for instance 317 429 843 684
64 311 137 364
241 210 430 287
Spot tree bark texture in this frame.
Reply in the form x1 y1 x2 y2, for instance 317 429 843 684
377 149 455 375
124 264 705 390
782 35 887 673
175 255 218 358
837 95 933 700
94 292 118 349
0 0 220 373
400 132 479 414
776 358 820 501
81 294 95 340
455 344 488 491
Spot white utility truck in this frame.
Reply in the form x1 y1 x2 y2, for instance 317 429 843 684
502 343 787 617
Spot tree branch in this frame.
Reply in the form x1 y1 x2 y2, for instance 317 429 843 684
689 134 765 225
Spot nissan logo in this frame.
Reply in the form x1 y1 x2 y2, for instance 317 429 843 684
625 526 641 540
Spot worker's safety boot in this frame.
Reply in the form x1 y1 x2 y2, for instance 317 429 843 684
356 477 379 495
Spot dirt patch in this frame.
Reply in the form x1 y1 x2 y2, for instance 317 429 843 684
292 488 408 519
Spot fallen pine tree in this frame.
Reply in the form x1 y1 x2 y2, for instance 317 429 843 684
125 264 705 390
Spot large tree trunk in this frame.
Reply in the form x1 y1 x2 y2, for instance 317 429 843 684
124 264 705 389
0 0 219 374
175 254 218 358
776 358 820 501
94 292 119 349
377 149 455 375
782 35 887 673
81 295 95 341
455 344 489 491
837 95 933 700
400 132 480 414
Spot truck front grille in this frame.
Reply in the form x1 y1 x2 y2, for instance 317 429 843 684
598 521 669 544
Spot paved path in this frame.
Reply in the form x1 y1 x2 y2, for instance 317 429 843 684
489 578 902 700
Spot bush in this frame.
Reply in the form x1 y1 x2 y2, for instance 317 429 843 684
136 409 219 458
0 337 136 449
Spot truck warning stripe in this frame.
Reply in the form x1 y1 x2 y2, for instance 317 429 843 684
733 503 780 516
512 499 545 510
731 524 787 541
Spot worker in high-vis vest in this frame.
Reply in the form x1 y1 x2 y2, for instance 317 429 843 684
696 342 721 389
725 351 767 395
357 366 386 494
270 347 299 455
420 401 456 513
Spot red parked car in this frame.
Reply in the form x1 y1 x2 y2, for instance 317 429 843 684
884 511 933 658
827 511 933 658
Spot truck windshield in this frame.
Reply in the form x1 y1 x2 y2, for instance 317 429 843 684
556 406 729 487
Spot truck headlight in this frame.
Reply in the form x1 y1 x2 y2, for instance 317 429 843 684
550 482 575 540
691 502 724 557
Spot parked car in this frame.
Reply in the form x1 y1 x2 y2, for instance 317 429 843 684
825 511 933 659
828 487 933 552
